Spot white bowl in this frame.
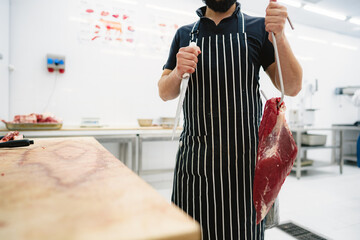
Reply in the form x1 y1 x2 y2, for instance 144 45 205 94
137 119 153 127
160 117 177 129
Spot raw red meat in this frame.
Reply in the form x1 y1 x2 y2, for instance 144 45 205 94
7 113 60 124
253 97 297 224
0 131 23 142
38 116 58 123
14 114 37 123
32 113 43 122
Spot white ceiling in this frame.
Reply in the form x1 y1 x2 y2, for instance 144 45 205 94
241 0 360 39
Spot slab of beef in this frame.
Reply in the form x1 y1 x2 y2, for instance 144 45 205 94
253 97 297 224
0 131 23 142
11 113 59 123
14 114 37 123
37 116 58 123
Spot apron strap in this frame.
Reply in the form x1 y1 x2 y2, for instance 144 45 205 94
238 11 245 33
189 20 200 43
190 10 245 42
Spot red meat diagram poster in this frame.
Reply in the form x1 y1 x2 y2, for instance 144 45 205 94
72 0 196 59
76 0 136 47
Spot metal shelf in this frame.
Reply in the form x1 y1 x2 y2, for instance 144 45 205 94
300 145 339 150
292 160 335 171
292 127 345 179
343 155 357 162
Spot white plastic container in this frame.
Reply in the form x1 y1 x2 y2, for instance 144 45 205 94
303 109 317 126
301 134 327 146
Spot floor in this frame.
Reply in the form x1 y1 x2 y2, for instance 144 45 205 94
144 162 360 240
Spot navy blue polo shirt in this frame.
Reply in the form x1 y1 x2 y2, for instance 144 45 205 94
163 2 275 72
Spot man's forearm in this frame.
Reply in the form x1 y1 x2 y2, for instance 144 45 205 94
274 35 303 96
158 70 182 101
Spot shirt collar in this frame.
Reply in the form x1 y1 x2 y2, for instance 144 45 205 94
196 1 241 18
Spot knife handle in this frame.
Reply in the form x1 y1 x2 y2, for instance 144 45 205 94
182 42 198 79
0 139 34 148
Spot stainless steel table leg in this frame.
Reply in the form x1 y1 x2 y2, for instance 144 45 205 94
119 143 125 164
138 137 143 175
124 142 128 167
296 130 302 180
331 129 337 164
340 130 343 174
131 137 138 173
120 142 129 167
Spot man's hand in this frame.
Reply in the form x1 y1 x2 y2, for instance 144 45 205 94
158 45 201 101
265 0 288 42
173 45 201 80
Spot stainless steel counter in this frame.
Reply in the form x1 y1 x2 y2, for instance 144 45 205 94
291 125 360 179
0 126 182 175
1 125 358 179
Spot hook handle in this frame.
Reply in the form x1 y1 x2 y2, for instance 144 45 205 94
271 32 285 108
269 0 294 107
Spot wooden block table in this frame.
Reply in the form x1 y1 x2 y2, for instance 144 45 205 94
0 137 200 240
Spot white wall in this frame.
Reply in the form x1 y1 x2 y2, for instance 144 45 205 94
259 23 360 126
7 0 360 127
8 0 197 126
0 0 9 120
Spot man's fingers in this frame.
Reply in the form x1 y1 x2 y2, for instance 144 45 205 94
179 46 201 56
178 59 197 69
265 1 288 36
267 2 284 10
176 65 196 75
265 16 287 25
186 67 196 74
265 23 283 33
175 45 200 77
266 8 288 18
192 46 201 55
176 52 198 63
187 46 201 55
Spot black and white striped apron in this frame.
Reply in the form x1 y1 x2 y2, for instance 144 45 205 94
171 11 265 240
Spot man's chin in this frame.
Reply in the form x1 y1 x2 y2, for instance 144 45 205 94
203 0 237 13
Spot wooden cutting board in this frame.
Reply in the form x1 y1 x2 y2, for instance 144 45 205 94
0 137 200 240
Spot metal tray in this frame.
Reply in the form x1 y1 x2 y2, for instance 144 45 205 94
5 122 63 131
301 134 327 146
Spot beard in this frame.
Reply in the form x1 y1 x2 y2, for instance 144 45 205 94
202 0 237 13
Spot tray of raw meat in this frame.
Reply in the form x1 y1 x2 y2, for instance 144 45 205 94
1 113 62 130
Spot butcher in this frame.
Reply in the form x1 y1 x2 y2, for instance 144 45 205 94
158 0 302 239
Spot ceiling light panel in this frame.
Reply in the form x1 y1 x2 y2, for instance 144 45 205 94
298 35 328 44
332 42 358 51
349 18 360 26
303 4 347 21
303 0 322 3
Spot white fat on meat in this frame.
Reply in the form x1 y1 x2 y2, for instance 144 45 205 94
262 112 285 159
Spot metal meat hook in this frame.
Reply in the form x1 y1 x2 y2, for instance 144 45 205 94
272 16 295 108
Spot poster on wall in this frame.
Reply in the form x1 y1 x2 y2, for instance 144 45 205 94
73 0 196 59
76 0 136 49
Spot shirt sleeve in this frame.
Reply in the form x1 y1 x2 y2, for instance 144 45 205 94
259 31 275 71
163 30 180 70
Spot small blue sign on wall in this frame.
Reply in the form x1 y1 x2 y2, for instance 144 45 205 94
46 54 65 74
